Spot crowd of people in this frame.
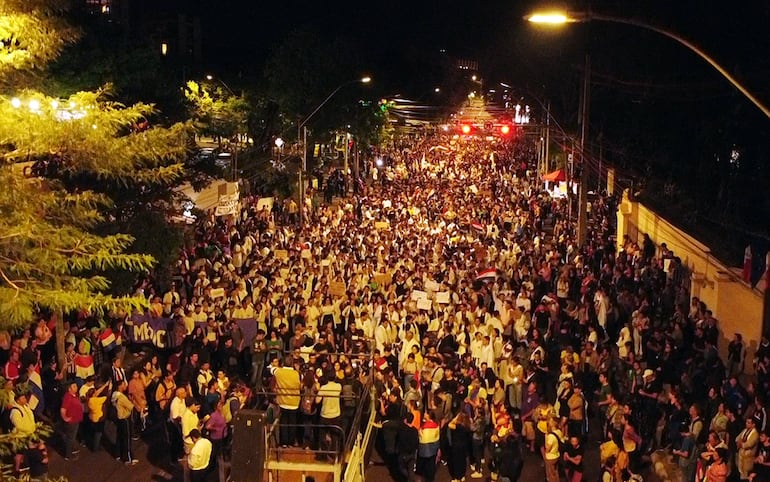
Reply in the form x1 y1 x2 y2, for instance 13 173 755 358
0 128 765 482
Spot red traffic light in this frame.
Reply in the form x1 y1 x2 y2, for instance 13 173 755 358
461 124 471 134
500 124 511 135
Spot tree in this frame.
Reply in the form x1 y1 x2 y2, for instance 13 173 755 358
184 80 249 145
0 1 190 373
0 0 79 79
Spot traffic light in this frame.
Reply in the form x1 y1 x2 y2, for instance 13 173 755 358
461 124 471 134
500 124 511 135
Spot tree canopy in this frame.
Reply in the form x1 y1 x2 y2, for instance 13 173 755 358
0 2 191 329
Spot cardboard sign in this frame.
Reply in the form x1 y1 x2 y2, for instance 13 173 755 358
215 192 239 216
274 249 288 260
469 184 478 194
329 281 347 297
321 259 331 267
383 200 392 208
256 197 274 212
375 221 390 230
424 280 440 292
417 299 432 311
374 272 391 286
209 287 225 299
436 291 450 304
300 249 312 259
279 268 290 279
411 290 428 301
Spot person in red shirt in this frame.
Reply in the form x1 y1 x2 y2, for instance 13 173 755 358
60 382 83 461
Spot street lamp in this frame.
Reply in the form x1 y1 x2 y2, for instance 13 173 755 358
526 8 770 247
204 74 236 96
525 10 770 120
296 75 372 225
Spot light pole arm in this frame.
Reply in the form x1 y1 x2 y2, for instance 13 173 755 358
588 13 770 120
300 81 354 129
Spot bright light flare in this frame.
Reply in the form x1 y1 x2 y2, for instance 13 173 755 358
11 98 21 108
28 99 40 112
500 125 511 135
361 76 372 83
461 125 471 134
527 12 570 24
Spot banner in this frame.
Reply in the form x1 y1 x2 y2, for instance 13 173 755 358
127 315 174 348
234 318 258 345
127 315 260 348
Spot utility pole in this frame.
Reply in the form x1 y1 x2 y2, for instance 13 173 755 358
298 126 307 225
544 101 551 176
577 54 591 247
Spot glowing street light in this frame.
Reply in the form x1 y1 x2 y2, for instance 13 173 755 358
10 98 21 108
274 137 284 148
525 12 571 24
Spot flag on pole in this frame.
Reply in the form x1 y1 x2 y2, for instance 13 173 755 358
74 353 95 380
100 328 117 351
743 245 752 283
476 268 497 283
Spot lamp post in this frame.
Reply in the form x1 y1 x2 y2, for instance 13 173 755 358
275 137 284 166
205 74 235 96
529 8 770 335
525 10 770 120
296 76 371 225
526 9 770 247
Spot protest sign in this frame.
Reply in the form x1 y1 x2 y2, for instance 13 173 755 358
411 290 428 301
274 249 288 260
436 291 450 304
417 299 432 311
256 197 274 212
209 287 225 299
329 281 347 297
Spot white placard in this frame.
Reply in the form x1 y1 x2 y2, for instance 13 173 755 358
215 193 240 216
383 200 392 209
435 291 450 304
417 299 432 311
209 287 225 299
256 197 274 211
411 290 428 301
424 280 440 292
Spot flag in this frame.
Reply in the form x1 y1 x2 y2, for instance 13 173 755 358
100 328 116 351
476 268 497 283
74 353 95 380
471 222 485 234
743 245 752 283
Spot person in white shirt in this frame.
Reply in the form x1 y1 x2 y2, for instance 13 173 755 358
316 376 342 457
187 429 212 482
182 398 208 455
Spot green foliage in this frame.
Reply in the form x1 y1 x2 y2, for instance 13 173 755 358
0 0 79 83
184 80 249 142
0 421 53 458
264 29 366 134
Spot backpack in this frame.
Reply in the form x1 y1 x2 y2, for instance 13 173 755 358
223 395 239 424
0 407 19 433
341 382 357 409
300 386 316 415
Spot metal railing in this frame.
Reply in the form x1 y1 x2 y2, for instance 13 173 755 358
261 380 374 482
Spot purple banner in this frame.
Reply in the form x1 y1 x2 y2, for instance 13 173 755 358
127 314 174 348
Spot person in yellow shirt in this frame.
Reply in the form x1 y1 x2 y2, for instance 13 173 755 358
86 380 111 452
